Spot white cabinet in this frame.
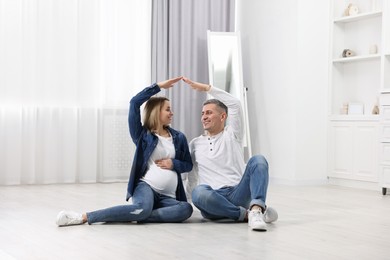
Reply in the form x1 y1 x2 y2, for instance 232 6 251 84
328 0 389 191
379 94 390 194
328 120 379 182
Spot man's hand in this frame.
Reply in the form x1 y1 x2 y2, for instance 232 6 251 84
157 77 183 89
155 159 173 170
182 77 211 92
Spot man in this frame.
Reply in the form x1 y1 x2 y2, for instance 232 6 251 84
182 77 277 231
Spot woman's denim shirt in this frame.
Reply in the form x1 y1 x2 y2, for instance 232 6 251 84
126 83 193 202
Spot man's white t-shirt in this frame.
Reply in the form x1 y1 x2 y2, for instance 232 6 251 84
189 86 246 190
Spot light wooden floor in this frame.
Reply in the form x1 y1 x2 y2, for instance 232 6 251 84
0 182 389 260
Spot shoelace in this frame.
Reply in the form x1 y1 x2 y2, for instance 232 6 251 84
250 210 263 220
65 214 81 224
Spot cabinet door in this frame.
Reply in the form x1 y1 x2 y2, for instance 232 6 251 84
379 143 390 188
328 123 354 179
328 121 378 181
353 124 378 181
379 166 390 187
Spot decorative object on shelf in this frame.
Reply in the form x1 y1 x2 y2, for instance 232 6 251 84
372 98 379 114
348 102 364 115
342 49 355 58
344 3 359 16
369 44 378 54
372 104 379 114
340 102 349 115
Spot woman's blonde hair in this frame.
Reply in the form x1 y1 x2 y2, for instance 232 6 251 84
143 97 170 131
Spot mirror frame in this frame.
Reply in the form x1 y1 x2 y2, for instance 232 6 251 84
207 30 252 158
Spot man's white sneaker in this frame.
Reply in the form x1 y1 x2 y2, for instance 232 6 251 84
56 210 84 227
263 207 278 223
248 209 267 231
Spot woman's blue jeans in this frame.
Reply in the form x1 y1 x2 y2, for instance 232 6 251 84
86 181 193 224
191 155 269 221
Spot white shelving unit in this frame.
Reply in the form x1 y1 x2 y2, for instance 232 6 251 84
333 10 382 23
328 0 389 192
332 54 380 63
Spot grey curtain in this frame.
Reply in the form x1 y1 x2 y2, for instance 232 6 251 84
151 0 235 140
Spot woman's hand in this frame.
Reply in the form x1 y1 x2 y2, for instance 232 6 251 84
157 77 183 89
155 159 173 170
182 77 211 92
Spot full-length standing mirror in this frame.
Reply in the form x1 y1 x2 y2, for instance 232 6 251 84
207 30 252 159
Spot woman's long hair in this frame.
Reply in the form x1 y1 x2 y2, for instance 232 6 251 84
143 97 169 132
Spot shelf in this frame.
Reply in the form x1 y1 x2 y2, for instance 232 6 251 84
329 115 380 121
333 54 380 63
380 137 390 143
333 11 382 23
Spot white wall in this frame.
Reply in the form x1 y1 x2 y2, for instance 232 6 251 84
237 0 330 184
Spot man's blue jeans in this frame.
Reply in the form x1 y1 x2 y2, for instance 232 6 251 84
191 155 269 221
86 181 193 224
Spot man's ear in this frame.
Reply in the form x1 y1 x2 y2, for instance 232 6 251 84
221 113 227 121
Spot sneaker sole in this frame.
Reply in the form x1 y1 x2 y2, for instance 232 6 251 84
250 222 267 231
251 226 267 231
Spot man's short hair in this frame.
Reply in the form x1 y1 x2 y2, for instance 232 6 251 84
203 99 228 115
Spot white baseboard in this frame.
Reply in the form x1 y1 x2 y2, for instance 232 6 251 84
269 177 328 186
327 177 381 192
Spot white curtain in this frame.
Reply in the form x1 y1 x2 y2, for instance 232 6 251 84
151 0 235 141
0 0 152 185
